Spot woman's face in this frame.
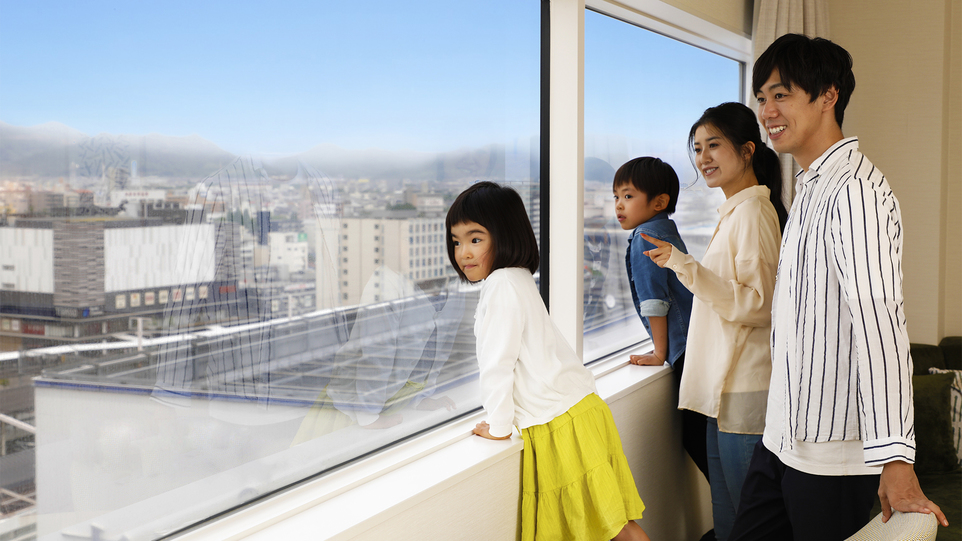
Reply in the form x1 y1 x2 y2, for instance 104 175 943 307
692 124 754 199
450 220 494 282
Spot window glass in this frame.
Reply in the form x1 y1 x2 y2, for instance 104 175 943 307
0 1 539 537
583 10 741 360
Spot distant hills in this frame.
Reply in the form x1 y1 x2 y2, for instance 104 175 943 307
0 121 538 184
0 121 237 179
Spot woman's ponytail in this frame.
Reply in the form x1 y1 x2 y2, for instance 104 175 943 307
752 143 788 231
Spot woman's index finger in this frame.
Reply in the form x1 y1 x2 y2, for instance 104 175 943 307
640 233 667 246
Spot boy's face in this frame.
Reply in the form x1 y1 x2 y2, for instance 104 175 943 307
755 68 835 169
613 183 665 231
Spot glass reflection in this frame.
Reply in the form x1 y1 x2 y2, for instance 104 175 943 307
0 1 539 538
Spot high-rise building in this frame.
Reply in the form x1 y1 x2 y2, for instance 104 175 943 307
0 217 218 351
330 214 456 308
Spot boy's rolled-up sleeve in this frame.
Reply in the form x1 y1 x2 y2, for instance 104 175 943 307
629 231 672 316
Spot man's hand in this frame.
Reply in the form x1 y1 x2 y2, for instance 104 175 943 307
640 233 672 268
879 460 948 527
472 421 511 440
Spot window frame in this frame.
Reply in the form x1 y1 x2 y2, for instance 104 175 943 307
576 0 752 362
62 2 752 538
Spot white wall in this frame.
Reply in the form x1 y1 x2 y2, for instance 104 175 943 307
104 224 216 292
0 227 54 293
268 232 308 274
260 366 713 540
829 0 962 342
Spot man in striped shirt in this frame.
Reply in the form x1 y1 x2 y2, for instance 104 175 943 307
728 34 948 540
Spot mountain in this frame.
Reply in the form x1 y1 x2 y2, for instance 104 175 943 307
266 142 524 184
0 121 536 184
584 156 616 182
0 121 236 179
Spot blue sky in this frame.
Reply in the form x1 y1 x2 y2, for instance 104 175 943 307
584 10 742 177
1 1 740 157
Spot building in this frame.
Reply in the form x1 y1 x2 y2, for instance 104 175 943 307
333 215 456 307
268 231 309 275
0 217 218 350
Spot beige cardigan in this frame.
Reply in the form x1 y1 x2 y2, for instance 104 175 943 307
667 185 781 434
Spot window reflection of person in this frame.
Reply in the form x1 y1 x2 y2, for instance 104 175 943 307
292 270 464 442
151 159 348 421
326 267 460 429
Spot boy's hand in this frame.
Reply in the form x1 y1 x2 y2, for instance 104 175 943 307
640 233 672 268
629 353 665 366
472 421 511 440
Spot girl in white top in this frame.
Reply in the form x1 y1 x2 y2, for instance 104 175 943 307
446 182 650 541
642 102 787 541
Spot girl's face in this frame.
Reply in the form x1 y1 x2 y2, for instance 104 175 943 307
450 220 494 282
693 124 755 199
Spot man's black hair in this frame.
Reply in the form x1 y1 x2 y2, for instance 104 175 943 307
753 33 856 128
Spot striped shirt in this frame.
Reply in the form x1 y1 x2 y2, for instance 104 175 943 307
764 137 915 470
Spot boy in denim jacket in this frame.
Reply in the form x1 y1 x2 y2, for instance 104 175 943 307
613 157 709 484
613 157 693 368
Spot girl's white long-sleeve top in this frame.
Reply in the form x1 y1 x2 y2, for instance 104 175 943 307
665 184 781 434
474 267 597 438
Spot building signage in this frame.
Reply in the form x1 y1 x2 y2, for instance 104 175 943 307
55 307 80 318
22 322 45 335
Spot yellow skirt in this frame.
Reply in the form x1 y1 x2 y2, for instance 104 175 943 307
521 393 645 541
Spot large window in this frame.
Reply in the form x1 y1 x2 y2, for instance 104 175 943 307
582 8 743 360
0 2 539 538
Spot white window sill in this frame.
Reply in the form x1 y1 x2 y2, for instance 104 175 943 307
174 343 668 540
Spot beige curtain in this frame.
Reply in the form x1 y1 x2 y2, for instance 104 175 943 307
752 0 830 207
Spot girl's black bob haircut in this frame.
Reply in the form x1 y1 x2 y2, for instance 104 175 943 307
445 181 540 282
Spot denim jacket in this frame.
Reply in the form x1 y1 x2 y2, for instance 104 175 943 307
626 212 693 367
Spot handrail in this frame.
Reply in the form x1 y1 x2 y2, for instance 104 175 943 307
0 413 35 434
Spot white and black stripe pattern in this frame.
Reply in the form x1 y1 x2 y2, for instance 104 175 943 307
771 137 915 465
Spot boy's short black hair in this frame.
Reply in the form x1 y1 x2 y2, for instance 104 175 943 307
752 33 856 128
445 181 540 282
611 157 680 215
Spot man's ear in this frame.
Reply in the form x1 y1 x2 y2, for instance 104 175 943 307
821 86 839 113
652 193 670 211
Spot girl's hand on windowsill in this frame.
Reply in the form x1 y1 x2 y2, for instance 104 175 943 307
472 421 511 440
